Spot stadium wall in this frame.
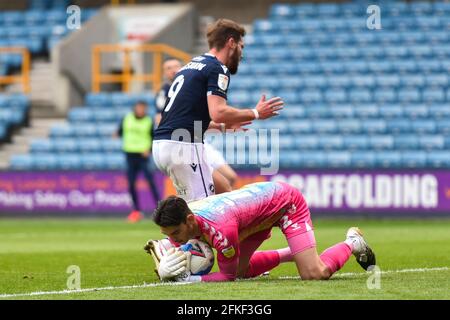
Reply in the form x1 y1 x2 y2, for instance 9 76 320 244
1 169 449 217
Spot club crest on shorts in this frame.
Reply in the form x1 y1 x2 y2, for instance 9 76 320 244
221 246 235 258
218 74 229 91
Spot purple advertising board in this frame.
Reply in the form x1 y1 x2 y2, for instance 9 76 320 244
0 170 449 216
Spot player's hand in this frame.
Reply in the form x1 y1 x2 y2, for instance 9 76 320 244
227 121 252 132
158 248 189 281
142 150 150 158
173 270 192 282
255 95 284 120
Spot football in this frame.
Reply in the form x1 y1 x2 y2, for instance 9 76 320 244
180 239 215 275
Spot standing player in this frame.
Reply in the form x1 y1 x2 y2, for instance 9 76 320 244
155 58 238 194
153 19 284 202
150 181 376 282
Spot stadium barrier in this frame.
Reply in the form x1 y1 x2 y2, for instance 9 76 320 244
91 43 191 93
0 47 30 93
0 170 449 216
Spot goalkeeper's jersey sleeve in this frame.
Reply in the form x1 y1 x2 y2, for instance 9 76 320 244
189 181 297 281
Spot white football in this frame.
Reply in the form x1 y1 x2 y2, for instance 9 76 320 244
180 239 215 275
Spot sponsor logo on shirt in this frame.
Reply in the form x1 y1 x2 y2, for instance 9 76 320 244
218 74 229 91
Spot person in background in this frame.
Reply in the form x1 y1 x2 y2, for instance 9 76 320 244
117 101 160 223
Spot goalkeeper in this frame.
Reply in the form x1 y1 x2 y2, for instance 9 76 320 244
149 181 376 282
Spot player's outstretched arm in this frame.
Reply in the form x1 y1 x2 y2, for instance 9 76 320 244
208 95 283 124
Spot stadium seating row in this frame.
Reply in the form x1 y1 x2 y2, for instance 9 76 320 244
269 2 450 18
244 46 450 60
247 31 450 46
232 74 450 89
238 60 450 74
229 89 450 104
30 134 450 153
10 150 450 170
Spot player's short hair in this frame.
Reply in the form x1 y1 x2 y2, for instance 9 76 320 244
153 196 191 227
206 18 246 50
134 100 148 107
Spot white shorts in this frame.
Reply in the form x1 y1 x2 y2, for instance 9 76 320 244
152 140 215 202
204 142 227 170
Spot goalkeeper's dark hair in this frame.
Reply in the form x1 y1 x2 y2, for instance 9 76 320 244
153 196 191 227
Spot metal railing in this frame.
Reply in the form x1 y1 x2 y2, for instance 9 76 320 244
0 47 30 93
91 43 191 93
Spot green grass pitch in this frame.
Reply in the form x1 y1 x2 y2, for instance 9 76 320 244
0 218 449 300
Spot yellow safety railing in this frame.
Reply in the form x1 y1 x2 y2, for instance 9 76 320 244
0 47 30 93
91 43 191 93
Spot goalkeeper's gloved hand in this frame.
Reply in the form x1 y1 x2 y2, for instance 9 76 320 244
158 248 189 281
173 270 201 283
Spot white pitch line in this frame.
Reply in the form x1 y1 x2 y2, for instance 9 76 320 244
277 266 450 280
0 281 190 299
1 266 448 298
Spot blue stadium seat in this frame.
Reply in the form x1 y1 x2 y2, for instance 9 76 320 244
303 105 329 118
427 151 450 168
85 93 111 107
354 104 378 118
288 120 312 134
50 125 73 137
429 104 450 118
394 135 419 150
349 89 372 103
24 10 46 25
79 138 102 153
68 108 94 122
53 138 78 153
362 119 386 133
102 139 122 153
369 135 394 150
324 89 347 103
299 90 322 103
57 154 81 170
375 151 402 168
400 74 425 87
329 105 354 118
378 105 404 118
351 75 375 88
373 89 397 103
326 151 351 168
97 124 117 136
411 120 436 133
343 135 368 149
30 139 53 153
104 153 126 170
419 135 445 150
93 109 117 122
73 124 97 137
376 75 400 87
437 119 450 133
337 119 361 133
422 88 445 102
398 88 421 103
425 74 448 86
402 151 427 168
314 119 337 133
351 151 375 168
318 135 343 149
80 154 104 170
301 151 326 168
33 154 58 170
386 119 411 133
295 135 318 149
302 76 327 89
9 155 33 170
404 104 429 118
